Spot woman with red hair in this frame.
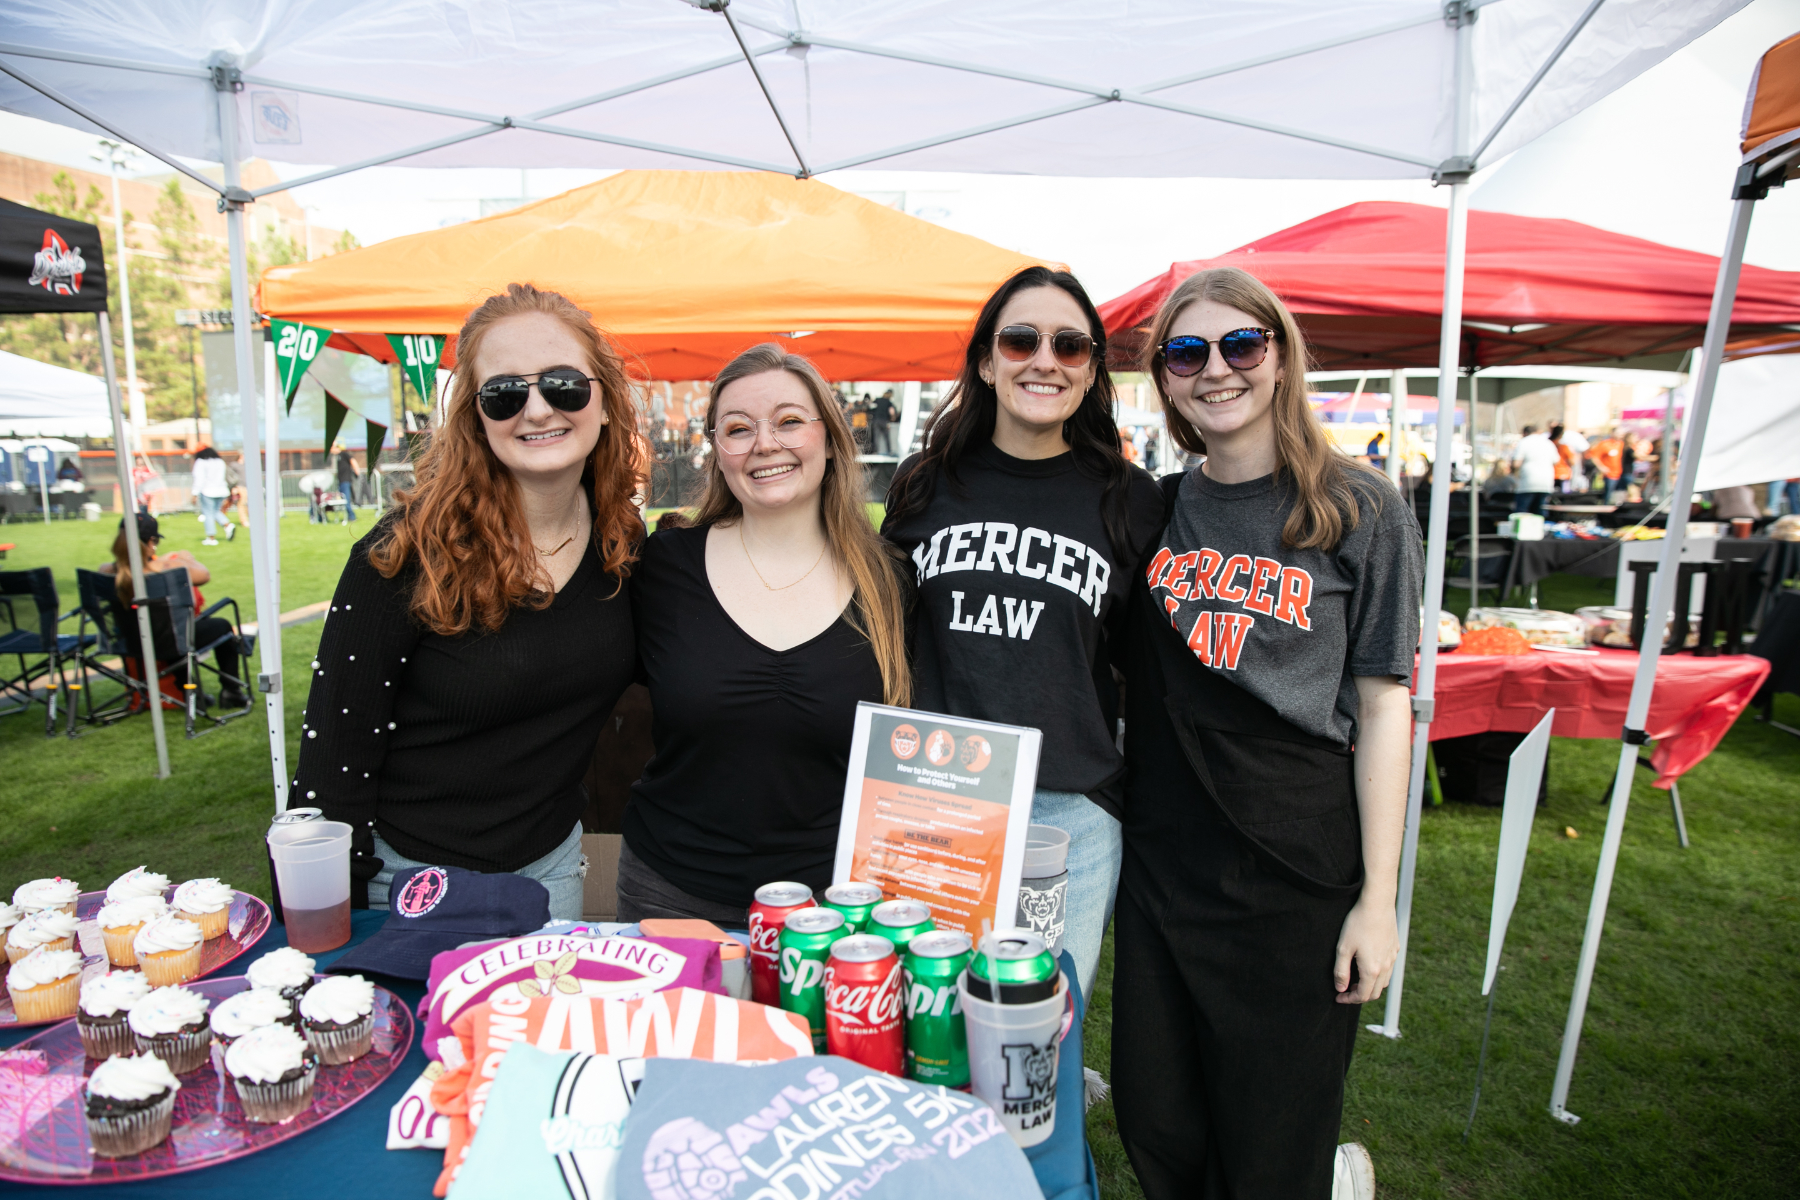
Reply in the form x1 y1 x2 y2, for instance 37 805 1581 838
293 284 643 918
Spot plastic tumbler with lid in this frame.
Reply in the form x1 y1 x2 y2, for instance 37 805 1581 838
1014 825 1070 954
266 819 353 952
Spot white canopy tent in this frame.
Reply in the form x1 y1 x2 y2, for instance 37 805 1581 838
0 348 113 438
1688 353 1800 493
0 0 1749 1066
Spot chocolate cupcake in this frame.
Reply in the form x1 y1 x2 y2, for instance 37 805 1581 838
128 985 212 1075
211 987 297 1051
246 947 316 1013
225 1022 318 1123
78 971 151 1060
85 1053 181 1157
298 975 375 1065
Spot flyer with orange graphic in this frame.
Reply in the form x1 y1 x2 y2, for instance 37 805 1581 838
832 702 1041 938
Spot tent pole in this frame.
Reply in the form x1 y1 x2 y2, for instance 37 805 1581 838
1469 373 1480 600
216 67 290 813
262 340 284 699
1387 370 1405 488
1549 192 1756 1125
99 311 169 778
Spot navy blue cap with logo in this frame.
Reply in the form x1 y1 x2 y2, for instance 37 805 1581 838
331 865 551 980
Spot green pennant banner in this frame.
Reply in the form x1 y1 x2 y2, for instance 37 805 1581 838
364 419 387 476
387 333 444 408
272 319 332 412
322 390 350 460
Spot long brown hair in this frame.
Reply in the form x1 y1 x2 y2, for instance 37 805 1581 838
694 344 911 707
1143 267 1387 551
370 284 645 635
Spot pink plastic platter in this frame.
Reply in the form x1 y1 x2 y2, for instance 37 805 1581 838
0 974 413 1184
1 890 271 1029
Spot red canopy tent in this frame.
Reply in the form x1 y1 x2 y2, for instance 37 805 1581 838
1099 201 1800 371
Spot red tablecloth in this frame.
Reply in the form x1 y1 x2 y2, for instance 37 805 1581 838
1419 649 1770 787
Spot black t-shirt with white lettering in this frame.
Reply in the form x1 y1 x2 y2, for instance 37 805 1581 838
883 442 1164 816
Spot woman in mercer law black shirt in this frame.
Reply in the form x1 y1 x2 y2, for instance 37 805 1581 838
620 344 911 924
294 284 642 919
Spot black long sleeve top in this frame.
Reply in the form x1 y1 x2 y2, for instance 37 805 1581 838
293 524 635 906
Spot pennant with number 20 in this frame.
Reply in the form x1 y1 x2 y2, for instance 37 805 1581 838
271 319 331 413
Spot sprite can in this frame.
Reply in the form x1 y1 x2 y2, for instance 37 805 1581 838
821 882 884 934
902 929 972 1086
966 929 1059 1004
868 899 935 953
779 907 848 1052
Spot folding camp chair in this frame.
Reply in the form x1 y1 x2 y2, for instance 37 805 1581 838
122 567 256 739
0 566 93 737
72 567 144 726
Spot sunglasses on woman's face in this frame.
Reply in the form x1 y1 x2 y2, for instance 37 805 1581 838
994 325 1096 369
476 368 598 421
1158 328 1278 377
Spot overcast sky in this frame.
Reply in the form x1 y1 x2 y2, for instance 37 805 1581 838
2 0 1795 306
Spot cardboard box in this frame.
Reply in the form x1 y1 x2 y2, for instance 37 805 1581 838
582 833 623 921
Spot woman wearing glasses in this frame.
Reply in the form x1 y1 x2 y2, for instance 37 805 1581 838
617 343 910 924
1111 267 1420 1200
882 266 1163 1001
294 284 642 918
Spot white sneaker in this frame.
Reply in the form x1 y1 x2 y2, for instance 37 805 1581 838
1332 1142 1375 1200
202 537 218 546
225 523 236 541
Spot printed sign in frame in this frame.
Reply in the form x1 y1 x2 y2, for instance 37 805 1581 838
833 701 1042 939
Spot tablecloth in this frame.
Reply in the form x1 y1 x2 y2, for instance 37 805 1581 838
1498 537 1619 600
2 913 1095 1200
1422 648 1770 786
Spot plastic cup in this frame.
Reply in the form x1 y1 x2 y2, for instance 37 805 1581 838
267 820 353 953
1015 825 1070 955
958 967 1068 1147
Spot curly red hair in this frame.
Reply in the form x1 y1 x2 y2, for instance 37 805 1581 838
370 284 644 635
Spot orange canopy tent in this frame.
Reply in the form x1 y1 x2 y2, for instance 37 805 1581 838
258 171 1051 381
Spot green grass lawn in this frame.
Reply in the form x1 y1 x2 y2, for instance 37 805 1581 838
3 516 1795 1196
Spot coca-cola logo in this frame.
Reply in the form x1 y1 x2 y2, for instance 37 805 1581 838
748 913 778 959
825 961 903 1027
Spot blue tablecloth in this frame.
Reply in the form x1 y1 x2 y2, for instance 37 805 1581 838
3 915 1096 1199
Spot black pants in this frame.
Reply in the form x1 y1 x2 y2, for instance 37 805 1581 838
1112 827 1360 1200
615 840 749 927
195 616 242 691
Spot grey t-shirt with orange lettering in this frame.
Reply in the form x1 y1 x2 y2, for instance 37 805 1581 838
1149 466 1423 747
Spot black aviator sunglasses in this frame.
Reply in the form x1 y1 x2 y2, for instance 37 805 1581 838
477 368 599 421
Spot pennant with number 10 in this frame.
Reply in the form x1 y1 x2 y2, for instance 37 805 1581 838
388 333 444 408
272 319 331 413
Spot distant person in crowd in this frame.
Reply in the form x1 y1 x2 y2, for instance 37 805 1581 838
1144 426 1162 474
56 457 82 482
110 512 247 709
1482 458 1518 502
1115 266 1420 1199
1769 477 1800 516
653 509 692 532
1365 429 1386 470
1511 423 1558 514
621 344 911 925
1711 485 1759 522
295 283 643 917
884 265 1163 1000
1120 426 1140 463
1588 430 1625 502
131 455 163 515
333 441 361 523
191 446 235 545
869 388 898 455
1619 433 1638 499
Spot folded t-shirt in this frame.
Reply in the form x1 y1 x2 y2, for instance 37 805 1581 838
616 1056 1042 1200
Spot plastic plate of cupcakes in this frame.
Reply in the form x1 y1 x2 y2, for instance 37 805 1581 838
1 869 271 1028
0 950 413 1184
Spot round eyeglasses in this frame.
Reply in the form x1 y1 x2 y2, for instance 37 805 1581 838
711 413 824 454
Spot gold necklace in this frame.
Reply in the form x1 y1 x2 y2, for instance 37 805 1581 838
534 503 586 556
740 522 828 591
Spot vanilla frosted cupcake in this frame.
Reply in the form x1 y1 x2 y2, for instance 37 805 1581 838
0 903 21 973
246 947 315 1012
171 878 233 941
211 987 296 1051
6 947 83 1021
226 1022 318 1123
129 984 211 1074
106 867 171 904
132 916 203 987
86 1053 181 1157
78 971 151 1059
7 908 79 965
299 974 375 1064
12 877 80 916
97 895 168 968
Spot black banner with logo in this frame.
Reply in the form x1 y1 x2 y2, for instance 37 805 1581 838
0 198 108 315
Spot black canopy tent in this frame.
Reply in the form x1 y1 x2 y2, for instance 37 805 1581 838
0 197 169 774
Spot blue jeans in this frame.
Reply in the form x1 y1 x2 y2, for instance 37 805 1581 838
1029 788 1122 1001
338 480 357 523
198 494 226 537
367 821 587 921
1513 491 1549 515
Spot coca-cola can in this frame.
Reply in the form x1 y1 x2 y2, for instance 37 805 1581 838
825 934 905 1076
749 881 814 1006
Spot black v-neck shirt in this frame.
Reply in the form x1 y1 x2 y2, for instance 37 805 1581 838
623 524 887 907
294 520 635 901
